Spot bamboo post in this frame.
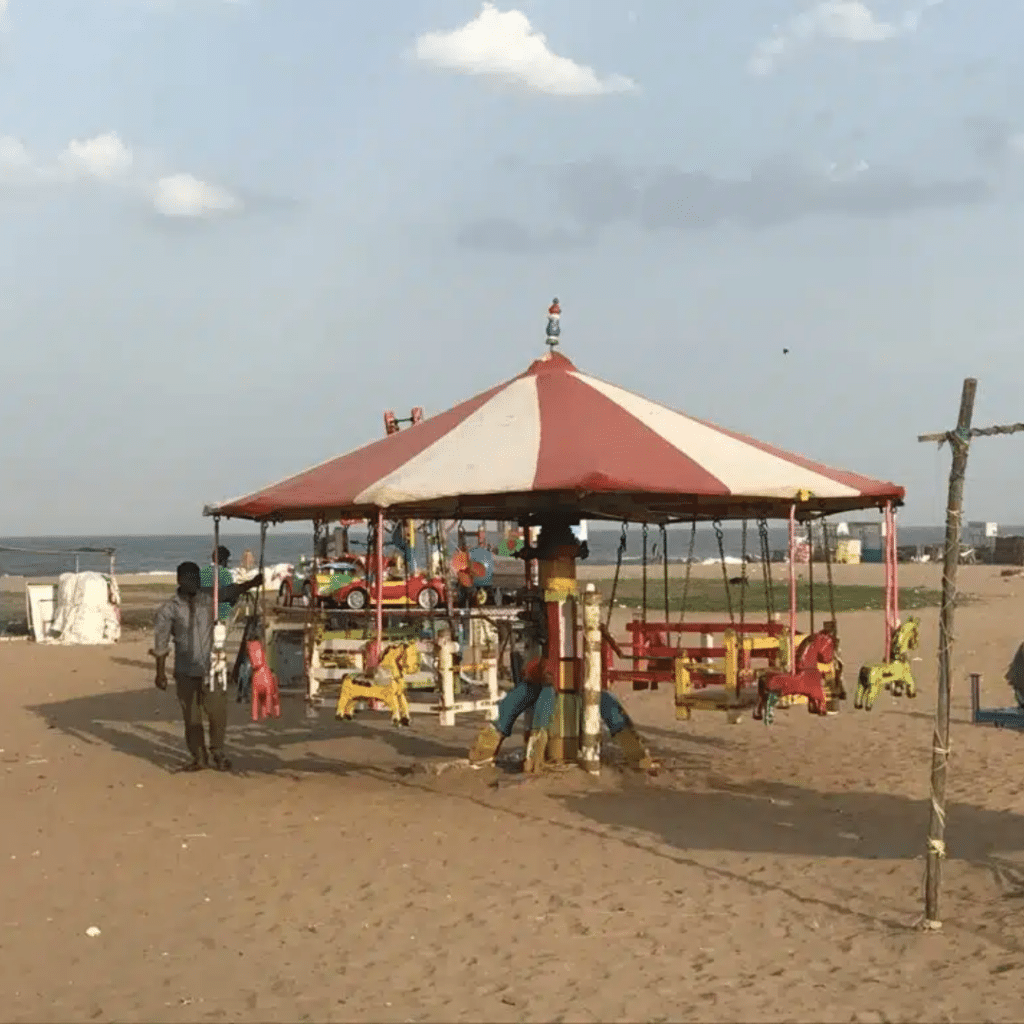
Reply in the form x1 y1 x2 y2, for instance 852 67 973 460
579 584 602 775
922 377 976 929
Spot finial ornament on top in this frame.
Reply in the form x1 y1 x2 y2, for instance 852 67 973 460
546 298 561 351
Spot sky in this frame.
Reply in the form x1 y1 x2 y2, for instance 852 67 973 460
2 0 1023 535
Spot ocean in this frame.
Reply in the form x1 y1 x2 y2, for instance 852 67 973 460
0 523 991 577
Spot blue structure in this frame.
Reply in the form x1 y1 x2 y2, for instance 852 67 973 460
970 672 1024 730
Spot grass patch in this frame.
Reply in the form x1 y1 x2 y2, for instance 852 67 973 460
596 578 945 615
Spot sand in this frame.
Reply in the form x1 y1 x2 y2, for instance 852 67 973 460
2 563 1024 1023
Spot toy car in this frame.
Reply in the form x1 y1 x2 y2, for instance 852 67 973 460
277 558 362 607
330 571 446 612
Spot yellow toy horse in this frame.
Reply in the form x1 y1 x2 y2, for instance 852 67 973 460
335 640 418 727
854 617 920 711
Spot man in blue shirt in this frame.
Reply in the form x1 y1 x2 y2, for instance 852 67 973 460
153 561 263 771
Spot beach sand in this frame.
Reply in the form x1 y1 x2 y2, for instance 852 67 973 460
2 563 1024 1022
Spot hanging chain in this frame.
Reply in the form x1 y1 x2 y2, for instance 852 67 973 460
822 520 838 626
739 518 748 628
660 524 670 626
678 516 697 645
606 521 628 630
758 518 775 620
808 519 816 634
641 523 649 624
713 520 734 624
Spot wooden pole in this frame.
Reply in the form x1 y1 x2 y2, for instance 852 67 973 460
923 377 976 929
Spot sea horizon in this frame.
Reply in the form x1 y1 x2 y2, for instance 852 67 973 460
1 521 1012 576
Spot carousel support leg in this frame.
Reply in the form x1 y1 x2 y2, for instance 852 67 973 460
484 641 500 721
437 632 458 727
545 595 581 765
523 686 556 774
600 691 658 774
579 586 602 775
308 616 323 709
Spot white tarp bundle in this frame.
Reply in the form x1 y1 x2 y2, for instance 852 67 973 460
47 572 121 645
233 563 292 590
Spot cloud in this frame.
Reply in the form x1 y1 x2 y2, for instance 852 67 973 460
151 172 241 218
58 132 134 181
457 156 992 250
0 130 241 218
748 0 942 77
963 116 1024 164
413 2 636 97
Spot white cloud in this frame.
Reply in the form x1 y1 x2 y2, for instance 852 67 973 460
152 172 240 218
0 135 32 171
58 131 134 181
748 0 942 76
0 130 240 219
413 2 636 97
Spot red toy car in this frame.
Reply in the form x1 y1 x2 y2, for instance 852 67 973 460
330 572 445 612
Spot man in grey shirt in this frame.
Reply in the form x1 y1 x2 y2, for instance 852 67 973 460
152 560 263 772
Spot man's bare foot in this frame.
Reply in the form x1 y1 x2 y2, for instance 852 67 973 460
211 755 233 772
175 760 206 773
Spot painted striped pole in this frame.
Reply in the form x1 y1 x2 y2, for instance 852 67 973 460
580 584 602 775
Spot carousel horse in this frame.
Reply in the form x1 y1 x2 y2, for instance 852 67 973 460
247 638 281 722
335 640 417 727
854 617 921 711
754 628 837 722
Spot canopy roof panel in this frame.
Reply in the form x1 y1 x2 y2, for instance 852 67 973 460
205 351 904 524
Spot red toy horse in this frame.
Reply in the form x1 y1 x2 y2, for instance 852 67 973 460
247 638 281 722
754 628 836 720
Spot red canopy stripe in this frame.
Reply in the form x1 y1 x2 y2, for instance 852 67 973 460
532 368 728 494
212 378 511 519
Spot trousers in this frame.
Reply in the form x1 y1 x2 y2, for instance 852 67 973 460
175 675 229 763
493 681 630 737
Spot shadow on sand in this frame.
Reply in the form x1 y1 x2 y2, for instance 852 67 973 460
559 775 1024 869
26 685 470 776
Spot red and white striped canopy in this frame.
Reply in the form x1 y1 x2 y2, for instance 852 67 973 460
206 352 903 523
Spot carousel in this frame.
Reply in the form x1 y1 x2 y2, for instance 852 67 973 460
203 300 906 774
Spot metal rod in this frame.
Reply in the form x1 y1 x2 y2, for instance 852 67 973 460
788 505 797 670
923 377 977 930
374 508 384 663
258 521 268 622
883 503 893 662
213 516 221 622
891 505 900 627
807 520 814 634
